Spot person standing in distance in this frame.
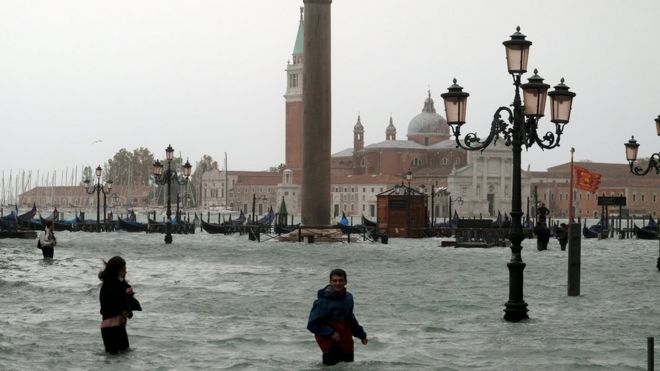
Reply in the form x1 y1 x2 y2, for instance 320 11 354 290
98 256 141 354
307 268 368 365
38 220 56 259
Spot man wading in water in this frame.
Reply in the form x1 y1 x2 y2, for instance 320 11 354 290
307 268 368 365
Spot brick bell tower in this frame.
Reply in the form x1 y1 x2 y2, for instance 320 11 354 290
284 7 304 172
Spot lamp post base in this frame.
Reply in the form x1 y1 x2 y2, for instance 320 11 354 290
164 234 172 244
503 260 529 322
503 301 529 322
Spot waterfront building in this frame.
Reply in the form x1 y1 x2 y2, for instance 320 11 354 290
529 162 660 219
17 185 150 209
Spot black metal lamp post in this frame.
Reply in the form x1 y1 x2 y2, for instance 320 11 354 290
623 115 660 271
83 165 113 232
449 196 463 219
251 194 268 224
152 145 193 244
109 193 119 222
176 192 192 223
440 27 576 322
405 169 413 238
624 116 660 176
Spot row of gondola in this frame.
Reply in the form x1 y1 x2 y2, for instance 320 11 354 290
0 204 196 234
583 215 658 239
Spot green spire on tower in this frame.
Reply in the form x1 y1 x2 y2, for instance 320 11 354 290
293 6 304 55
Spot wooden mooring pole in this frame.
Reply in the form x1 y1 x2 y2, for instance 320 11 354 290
567 222 581 296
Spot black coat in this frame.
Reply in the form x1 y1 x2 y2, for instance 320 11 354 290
534 225 551 243
100 278 141 320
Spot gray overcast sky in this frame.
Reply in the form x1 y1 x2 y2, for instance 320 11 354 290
1 0 659 181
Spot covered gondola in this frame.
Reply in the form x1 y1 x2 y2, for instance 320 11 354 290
117 217 147 232
40 213 83 231
334 214 363 234
583 219 607 239
634 225 658 240
634 216 658 240
200 219 233 234
201 211 246 234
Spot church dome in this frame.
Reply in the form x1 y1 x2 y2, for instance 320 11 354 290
407 91 449 136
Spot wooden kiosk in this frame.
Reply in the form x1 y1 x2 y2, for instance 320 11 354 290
377 184 428 238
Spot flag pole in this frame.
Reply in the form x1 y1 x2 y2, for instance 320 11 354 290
568 147 575 223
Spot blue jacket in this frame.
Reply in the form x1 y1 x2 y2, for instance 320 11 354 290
307 285 366 340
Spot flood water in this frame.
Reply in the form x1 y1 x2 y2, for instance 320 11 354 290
1 231 658 370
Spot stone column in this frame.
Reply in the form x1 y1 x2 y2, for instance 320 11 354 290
301 0 332 226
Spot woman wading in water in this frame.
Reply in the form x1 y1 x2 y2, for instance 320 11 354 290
98 256 141 353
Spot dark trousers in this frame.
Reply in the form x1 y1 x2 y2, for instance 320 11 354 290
42 246 54 259
537 240 548 251
101 325 129 353
322 344 354 366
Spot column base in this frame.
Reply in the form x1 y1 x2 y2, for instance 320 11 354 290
503 301 529 322
503 260 529 322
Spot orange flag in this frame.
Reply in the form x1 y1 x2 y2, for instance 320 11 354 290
574 165 602 193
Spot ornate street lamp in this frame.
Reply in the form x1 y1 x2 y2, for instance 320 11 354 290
83 165 113 232
624 116 660 176
623 116 660 271
441 27 576 322
153 144 193 244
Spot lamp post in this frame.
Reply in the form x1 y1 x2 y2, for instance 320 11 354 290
449 196 463 219
440 27 576 322
623 115 660 271
152 145 193 244
624 116 660 176
83 165 113 232
251 194 268 224
109 193 120 223
176 192 192 223
405 169 412 238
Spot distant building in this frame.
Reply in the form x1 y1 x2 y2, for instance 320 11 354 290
529 162 660 219
17 185 150 210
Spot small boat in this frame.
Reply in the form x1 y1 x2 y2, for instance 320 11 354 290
257 208 275 226
634 216 658 240
117 217 147 232
583 219 607 239
633 225 657 240
335 213 364 234
200 211 246 234
361 215 376 228
40 212 83 232
16 204 38 228
274 224 299 235
200 219 233 234
2 205 38 230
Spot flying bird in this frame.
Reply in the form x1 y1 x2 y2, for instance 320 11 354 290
91 139 103 144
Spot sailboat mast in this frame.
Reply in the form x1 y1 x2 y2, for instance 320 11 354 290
224 152 228 210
